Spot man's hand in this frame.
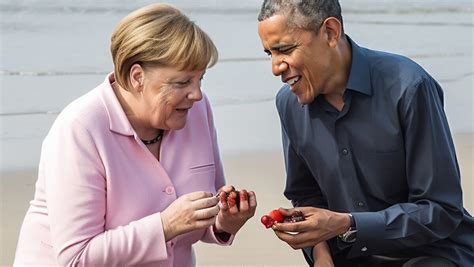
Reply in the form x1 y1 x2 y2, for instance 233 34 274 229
271 207 350 249
214 185 257 234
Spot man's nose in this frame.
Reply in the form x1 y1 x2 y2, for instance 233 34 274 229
272 55 288 76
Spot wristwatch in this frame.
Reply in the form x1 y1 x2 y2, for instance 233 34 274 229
339 213 357 243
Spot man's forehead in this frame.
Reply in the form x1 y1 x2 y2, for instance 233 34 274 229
259 14 289 30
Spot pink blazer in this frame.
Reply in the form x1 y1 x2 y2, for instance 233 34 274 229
14 74 232 266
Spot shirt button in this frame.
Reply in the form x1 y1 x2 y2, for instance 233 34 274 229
361 246 368 252
164 186 175 195
341 148 349 155
358 201 365 207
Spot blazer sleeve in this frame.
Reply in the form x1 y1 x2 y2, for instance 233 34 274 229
44 116 170 266
348 77 465 257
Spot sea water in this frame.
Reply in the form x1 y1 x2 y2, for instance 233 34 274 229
1 0 472 171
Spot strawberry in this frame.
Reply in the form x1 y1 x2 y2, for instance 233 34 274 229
260 215 275 228
269 209 285 223
261 209 305 229
219 189 249 210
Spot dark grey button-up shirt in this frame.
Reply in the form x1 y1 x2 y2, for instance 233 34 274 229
276 36 474 266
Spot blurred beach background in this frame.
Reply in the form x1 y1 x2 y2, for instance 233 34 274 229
0 0 473 266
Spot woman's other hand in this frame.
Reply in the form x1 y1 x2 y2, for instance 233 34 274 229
215 187 257 234
161 191 219 241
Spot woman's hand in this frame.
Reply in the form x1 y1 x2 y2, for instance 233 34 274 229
161 191 219 241
214 185 257 234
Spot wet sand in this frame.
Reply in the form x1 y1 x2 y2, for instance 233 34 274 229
1 133 472 266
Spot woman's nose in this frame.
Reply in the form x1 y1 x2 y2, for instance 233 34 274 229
188 84 203 101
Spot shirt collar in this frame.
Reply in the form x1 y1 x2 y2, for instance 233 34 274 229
346 35 372 96
100 73 135 136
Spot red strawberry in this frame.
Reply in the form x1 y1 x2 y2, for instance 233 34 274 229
260 215 274 228
269 209 284 223
261 209 306 229
223 190 248 210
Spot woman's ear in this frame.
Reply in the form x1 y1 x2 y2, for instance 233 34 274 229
129 64 144 92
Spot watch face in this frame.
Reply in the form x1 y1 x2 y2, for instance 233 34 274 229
345 230 357 243
341 229 357 243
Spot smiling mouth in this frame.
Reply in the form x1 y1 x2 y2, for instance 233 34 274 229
285 76 301 86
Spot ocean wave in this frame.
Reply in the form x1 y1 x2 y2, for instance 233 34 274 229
1 51 469 77
439 72 474 83
0 70 109 76
343 6 473 15
0 58 270 76
0 96 278 117
346 20 473 27
0 110 60 116
0 3 472 16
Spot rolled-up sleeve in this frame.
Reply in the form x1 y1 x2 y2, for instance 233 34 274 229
348 77 464 257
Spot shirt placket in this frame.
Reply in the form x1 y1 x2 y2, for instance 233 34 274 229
334 93 368 212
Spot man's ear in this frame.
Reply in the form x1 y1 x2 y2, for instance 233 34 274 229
129 64 144 92
321 17 342 48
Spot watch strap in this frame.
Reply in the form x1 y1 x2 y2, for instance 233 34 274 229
339 213 357 243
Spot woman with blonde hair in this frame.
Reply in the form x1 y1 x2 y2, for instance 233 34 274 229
14 3 256 266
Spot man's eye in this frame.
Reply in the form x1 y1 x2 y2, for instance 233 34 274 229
280 46 295 54
264 50 272 57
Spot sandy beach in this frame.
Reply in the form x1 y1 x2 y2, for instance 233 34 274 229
1 132 472 266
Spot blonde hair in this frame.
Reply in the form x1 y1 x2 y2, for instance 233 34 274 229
110 3 218 89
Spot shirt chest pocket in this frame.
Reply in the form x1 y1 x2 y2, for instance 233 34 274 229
189 163 215 174
182 163 217 193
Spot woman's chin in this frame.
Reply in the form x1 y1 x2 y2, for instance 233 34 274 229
166 120 187 131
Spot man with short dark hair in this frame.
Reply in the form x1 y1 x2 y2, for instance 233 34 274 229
257 0 474 266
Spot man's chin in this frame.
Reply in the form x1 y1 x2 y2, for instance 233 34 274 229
296 96 313 105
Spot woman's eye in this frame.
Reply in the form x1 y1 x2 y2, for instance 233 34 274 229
176 80 190 87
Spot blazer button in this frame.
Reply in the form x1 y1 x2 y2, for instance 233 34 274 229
164 186 175 195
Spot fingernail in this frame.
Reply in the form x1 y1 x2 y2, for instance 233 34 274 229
240 190 247 201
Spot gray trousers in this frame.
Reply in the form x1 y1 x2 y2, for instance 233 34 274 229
303 247 457 266
402 256 456 267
